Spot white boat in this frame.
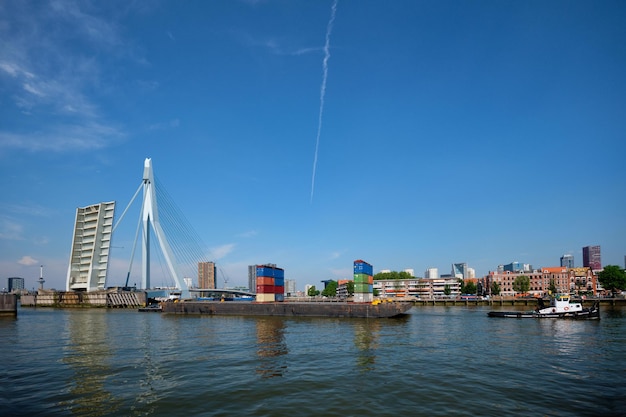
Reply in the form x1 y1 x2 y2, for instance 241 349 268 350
488 294 600 319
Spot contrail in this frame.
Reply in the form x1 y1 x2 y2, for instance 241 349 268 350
310 0 338 203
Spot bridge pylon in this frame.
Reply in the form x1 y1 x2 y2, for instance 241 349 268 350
140 158 190 298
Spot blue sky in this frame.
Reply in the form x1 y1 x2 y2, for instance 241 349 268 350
1 0 625 292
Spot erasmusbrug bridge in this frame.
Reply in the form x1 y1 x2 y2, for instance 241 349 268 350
109 158 252 299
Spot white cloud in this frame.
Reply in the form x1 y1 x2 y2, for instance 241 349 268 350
18 255 39 266
210 243 236 260
0 0 131 153
0 122 124 152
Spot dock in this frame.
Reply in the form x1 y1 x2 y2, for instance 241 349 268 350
0 294 17 316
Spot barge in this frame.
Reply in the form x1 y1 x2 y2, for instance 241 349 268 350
160 300 412 318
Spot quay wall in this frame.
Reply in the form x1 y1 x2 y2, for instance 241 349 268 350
0 293 17 316
20 290 146 308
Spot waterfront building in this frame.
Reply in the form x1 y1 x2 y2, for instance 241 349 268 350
484 266 596 297
66 201 115 292
336 279 351 299
569 267 596 295
198 261 216 289
485 270 544 297
7 277 25 292
582 245 601 271
560 254 574 268
373 277 461 299
404 269 415 277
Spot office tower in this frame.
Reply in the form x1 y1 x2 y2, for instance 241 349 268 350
582 246 601 270
452 263 467 279
560 254 574 268
425 268 439 278
7 277 25 292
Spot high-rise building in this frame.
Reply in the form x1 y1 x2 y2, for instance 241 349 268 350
7 277 25 292
560 254 574 268
425 268 439 279
66 201 115 292
452 263 467 279
582 245 601 270
198 262 216 289
502 262 531 273
285 279 296 296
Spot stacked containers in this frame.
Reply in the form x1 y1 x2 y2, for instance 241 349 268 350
256 265 285 302
353 260 374 303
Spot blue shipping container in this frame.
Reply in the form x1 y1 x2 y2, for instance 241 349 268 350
274 277 285 287
256 266 284 278
353 261 373 276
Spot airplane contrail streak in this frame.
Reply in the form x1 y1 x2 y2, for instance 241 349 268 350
310 0 338 203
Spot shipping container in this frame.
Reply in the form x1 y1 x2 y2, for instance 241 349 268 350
353 293 373 303
256 265 285 278
256 293 275 303
256 277 275 286
256 284 275 294
354 283 372 293
353 273 373 283
275 293 285 302
353 260 373 276
274 285 284 295
274 277 285 287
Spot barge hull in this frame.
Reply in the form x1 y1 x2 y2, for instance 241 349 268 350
161 301 412 318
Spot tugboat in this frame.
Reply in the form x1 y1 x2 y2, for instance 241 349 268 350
488 294 600 319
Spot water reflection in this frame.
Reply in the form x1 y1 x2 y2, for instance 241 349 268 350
132 313 163 414
255 318 288 378
59 311 121 416
353 320 381 372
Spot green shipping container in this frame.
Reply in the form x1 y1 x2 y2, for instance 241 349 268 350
354 283 371 293
353 273 371 283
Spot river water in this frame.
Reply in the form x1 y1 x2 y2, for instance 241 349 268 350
1 305 625 416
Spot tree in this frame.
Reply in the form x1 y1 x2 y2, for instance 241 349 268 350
321 281 338 297
459 280 478 294
548 278 558 295
373 271 413 280
346 281 354 295
307 286 320 297
443 284 451 296
490 282 501 296
598 265 626 295
512 275 530 294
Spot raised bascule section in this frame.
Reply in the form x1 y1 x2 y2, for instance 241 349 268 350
66 201 115 292
65 158 190 299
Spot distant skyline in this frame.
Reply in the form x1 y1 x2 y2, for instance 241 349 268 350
1 1 625 292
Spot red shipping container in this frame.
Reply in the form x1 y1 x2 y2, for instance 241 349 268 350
256 284 275 294
274 285 284 294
